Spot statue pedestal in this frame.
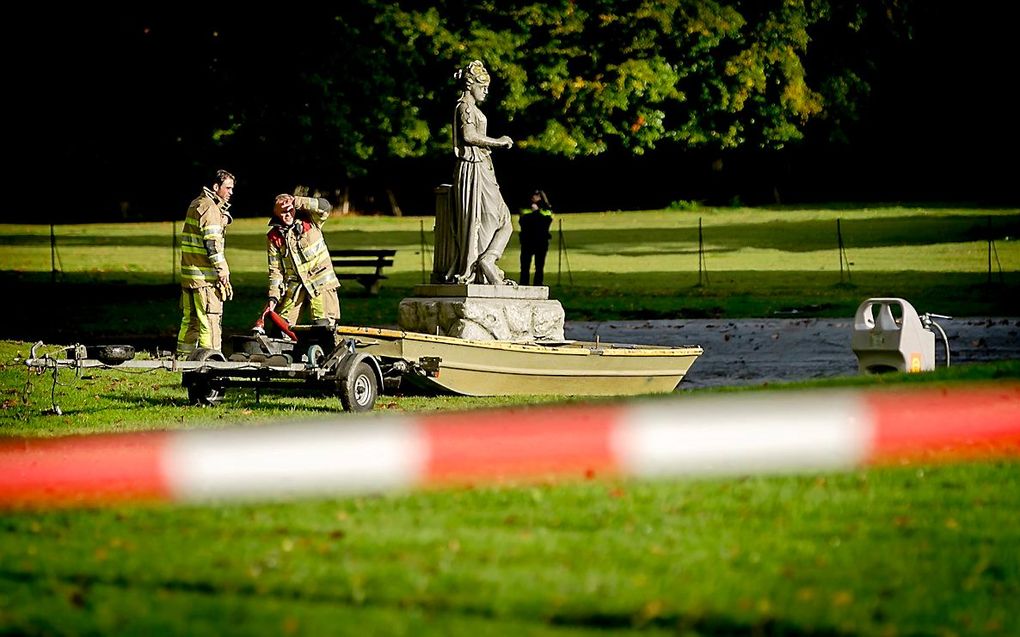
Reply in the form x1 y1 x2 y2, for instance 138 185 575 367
398 285 565 341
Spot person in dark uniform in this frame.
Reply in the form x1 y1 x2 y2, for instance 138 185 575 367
518 189 553 286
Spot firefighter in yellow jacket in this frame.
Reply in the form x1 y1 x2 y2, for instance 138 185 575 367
177 169 235 356
265 193 341 325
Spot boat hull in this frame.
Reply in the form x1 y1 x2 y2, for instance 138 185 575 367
336 326 702 397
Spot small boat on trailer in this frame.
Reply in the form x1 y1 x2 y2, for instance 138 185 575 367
335 325 703 397
25 324 702 414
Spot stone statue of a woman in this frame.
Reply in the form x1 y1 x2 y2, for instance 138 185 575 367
443 60 515 285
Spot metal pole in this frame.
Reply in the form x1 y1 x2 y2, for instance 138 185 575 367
697 217 708 285
420 219 426 284
838 219 845 283
837 218 850 283
50 223 59 284
988 216 992 285
560 219 573 285
557 219 563 285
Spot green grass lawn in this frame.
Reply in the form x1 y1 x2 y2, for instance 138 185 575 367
2 206 1019 635
1 206 1017 340
2 336 1020 636
2 462 1018 636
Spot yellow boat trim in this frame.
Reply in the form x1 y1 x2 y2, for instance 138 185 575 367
334 325 703 357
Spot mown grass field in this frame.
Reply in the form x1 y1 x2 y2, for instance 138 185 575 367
1 349 1019 636
2 206 1019 635
1 206 1017 340
1 459 1018 636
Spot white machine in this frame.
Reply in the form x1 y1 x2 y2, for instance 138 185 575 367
851 297 951 374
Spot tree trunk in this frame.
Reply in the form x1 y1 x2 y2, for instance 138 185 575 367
338 186 350 214
386 188 402 217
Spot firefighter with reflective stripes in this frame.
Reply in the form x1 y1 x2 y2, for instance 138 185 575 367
176 169 235 356
265 193 341 325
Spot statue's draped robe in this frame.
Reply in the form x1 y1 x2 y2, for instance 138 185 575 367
445 98 512 283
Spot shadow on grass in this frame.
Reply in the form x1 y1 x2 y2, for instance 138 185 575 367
548 610 852 636
0 567 852 637
0 228 428 253
100 391 344 414
3 267 1017 342
4 213 1016 256
0 272 409 342
545 213 1020 254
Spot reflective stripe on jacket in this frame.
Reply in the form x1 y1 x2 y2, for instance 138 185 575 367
181 187 232 289
518 206 553 244
267 197 339 301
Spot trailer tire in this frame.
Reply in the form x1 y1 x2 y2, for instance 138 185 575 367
338 360 378 412
305 344 325 367
184 348 226 407
92 345 136 364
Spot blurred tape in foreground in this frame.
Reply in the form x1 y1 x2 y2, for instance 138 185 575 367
2 385 1018 508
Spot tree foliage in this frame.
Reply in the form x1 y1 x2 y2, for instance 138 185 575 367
371 0 913 159
193 1 914 179
29 3 920 216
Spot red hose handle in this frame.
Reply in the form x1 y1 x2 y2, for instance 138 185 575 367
266 310 297 341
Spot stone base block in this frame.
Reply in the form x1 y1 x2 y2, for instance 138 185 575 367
398 297 565 341
412 284 549 300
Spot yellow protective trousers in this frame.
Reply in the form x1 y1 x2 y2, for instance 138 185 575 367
177 286 224 355
276 285 340 326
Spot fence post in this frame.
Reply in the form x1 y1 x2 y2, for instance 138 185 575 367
420 219 426 284
988 216 993 285
837 218 851 283
556 218 572 286
557 219 563 285
50 223 57 284
697 217 709 286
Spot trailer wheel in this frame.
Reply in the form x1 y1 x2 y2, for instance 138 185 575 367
184 348 226 407
338 361 378 412
305 344 325 367
91 344 136 364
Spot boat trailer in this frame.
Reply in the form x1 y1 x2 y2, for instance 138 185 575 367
24 324 436 413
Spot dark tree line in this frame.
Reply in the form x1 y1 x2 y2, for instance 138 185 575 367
13 1 1015 222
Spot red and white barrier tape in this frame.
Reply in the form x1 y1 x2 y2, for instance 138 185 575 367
2 385 1019 508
